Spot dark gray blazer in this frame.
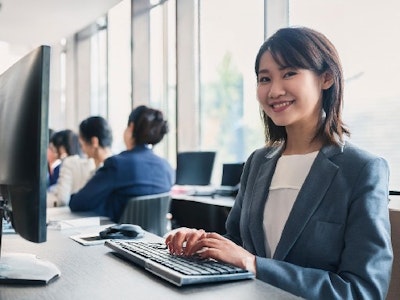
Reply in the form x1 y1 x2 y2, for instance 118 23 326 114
225 142 393 299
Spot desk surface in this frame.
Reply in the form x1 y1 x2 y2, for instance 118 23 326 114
1 208 301 300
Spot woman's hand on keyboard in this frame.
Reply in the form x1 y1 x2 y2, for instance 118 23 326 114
165 228 256 274
165 227 206 256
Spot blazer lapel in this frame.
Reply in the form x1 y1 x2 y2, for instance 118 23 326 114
248 145 283 257
273 144 343 260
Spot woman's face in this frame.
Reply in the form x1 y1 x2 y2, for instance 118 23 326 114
47 142 58 164
256 51 331 130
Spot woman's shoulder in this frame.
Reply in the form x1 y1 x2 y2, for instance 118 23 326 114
61 155 81 167
250 143 283 160
339 141 385 161
102 149 148 166
62 155 94 166
325 141 389 170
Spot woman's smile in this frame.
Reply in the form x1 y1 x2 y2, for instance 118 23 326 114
270 100 295 112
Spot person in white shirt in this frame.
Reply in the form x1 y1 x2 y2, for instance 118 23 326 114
47 129 80 188
47 155 95 207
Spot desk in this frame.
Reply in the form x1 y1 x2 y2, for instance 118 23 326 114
389 195 400 211
1 208 301 300
170 194 235 234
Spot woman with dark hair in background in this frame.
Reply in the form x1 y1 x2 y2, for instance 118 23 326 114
47 128 57 187
47 129 80 188
47 116 113 207
69 106 175 223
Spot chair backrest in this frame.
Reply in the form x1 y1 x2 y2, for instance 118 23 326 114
119 192 171 237
387 208 400 300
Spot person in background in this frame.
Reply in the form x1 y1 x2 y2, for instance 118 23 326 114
47 128 57 187
69 106 175 223
165 27 393 299
47 129 80 189
78 116 113 170
47 116 113 207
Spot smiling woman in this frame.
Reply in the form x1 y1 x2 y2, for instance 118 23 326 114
166 27 393 300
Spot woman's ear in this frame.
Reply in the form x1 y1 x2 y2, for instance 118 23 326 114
90 136 100 148
58 146 68 158
128 122 135 136
321 72 334 90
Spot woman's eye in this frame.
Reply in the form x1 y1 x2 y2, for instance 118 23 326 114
283 71 297 78
258 76 270 83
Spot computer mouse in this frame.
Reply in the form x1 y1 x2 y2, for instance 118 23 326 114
99 224 145 239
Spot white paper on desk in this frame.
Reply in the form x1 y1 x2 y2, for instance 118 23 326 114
70 233 106 246
47 217 101 230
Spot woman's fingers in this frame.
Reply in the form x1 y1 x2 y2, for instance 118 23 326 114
166 230 255 272
165 228 205 255
183 229 206 255
184 232 223 256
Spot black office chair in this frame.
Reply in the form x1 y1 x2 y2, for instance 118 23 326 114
119 192 171 237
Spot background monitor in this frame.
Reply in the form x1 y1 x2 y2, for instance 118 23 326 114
175 151 216 186
220 163 244 187
0 45 60 284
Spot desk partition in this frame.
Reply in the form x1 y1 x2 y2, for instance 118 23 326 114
170 195 234 234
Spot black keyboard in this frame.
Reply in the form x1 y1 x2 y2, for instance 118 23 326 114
105 240 254 286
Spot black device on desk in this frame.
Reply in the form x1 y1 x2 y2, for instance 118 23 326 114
175 151 217 196
0 45 60 285
100 224 145 239
190 162 245 197
105 240 254 286
215 162 244 197
175 151 216 186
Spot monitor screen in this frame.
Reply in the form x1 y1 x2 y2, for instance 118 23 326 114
220 163 244 187
0 45 60 284
175 151 216 186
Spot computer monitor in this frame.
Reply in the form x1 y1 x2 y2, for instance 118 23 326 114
220 163 244 187
175 151 216 186
214 163 244 197
0 45 60 284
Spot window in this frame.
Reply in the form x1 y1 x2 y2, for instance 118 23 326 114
199 0 265 183
289 0 400 189
90 17 108 117
149 0 177 161
108 0 132 153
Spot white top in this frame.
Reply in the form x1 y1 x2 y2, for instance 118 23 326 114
47 155 96 207
263 151 318 257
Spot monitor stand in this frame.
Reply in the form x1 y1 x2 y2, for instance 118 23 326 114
0 252 60 285
0 207 60 285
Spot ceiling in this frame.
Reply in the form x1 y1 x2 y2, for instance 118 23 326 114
0 0 122 48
